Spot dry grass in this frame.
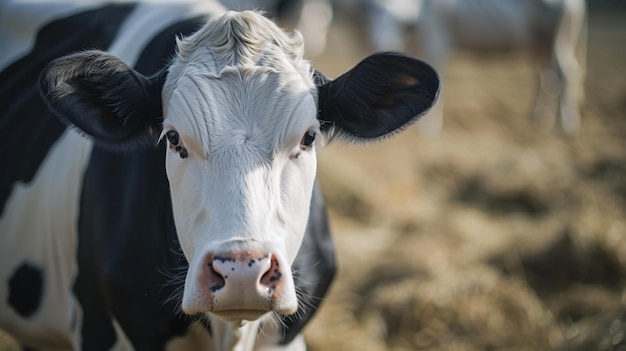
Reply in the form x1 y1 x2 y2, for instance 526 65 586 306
306 10 626 351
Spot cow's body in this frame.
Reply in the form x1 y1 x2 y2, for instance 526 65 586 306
0 1 439 350
0 2 236 349
358 0 586 133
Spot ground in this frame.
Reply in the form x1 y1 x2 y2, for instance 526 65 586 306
305 7 626 351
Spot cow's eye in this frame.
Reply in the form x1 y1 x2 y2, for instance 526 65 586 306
166 130 180 146
300 130 316 149
165 130 188 159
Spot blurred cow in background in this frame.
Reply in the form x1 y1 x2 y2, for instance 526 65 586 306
219 0 333 56
347 0 587 134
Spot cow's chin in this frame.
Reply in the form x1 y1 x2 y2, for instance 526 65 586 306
210 310 272 326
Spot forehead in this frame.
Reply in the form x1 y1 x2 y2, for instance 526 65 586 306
161 11 318 156
163 10 314 96
164 66 317 156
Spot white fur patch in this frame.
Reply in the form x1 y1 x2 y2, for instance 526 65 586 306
0 130 92 349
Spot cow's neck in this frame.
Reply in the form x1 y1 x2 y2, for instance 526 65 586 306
208 314 306 351
210 318 255 351
209 315 270 351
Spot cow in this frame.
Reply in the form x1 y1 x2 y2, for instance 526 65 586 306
0 1 440 350
218 0 334 57
351 0 586 134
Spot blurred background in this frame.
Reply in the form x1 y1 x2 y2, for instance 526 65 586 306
293 0 626 350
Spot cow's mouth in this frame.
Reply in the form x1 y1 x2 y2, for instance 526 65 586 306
212 309 271 324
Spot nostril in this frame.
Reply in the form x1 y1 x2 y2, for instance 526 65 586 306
207 253 282 296
260 255 282 291
207 262 226 293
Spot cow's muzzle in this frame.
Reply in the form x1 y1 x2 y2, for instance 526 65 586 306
182 246 298 323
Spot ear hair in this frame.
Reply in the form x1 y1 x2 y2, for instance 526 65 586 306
40 50 166 151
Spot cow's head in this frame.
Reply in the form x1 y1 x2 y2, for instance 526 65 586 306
39 11 438 325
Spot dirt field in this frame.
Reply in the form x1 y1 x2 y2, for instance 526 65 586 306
305 8 626 351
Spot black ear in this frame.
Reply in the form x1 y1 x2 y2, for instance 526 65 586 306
316 52 440 142
39 50 166 151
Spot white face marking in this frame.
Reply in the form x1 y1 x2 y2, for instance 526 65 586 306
163 65 319 315
165 67 318 259
157 8 320 319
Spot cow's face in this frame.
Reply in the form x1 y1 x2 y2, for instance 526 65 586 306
157 13 325 320
162 67 319 319
40 10 439 326
163 70 318 260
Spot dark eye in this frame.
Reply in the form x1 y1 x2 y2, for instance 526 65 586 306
166 130 179 146
300 130 316 149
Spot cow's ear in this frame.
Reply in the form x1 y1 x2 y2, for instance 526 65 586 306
39 50 166 151
316 52 440 142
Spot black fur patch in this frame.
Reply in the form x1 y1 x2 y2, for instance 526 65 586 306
0 3 136 217
8 262 44 318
